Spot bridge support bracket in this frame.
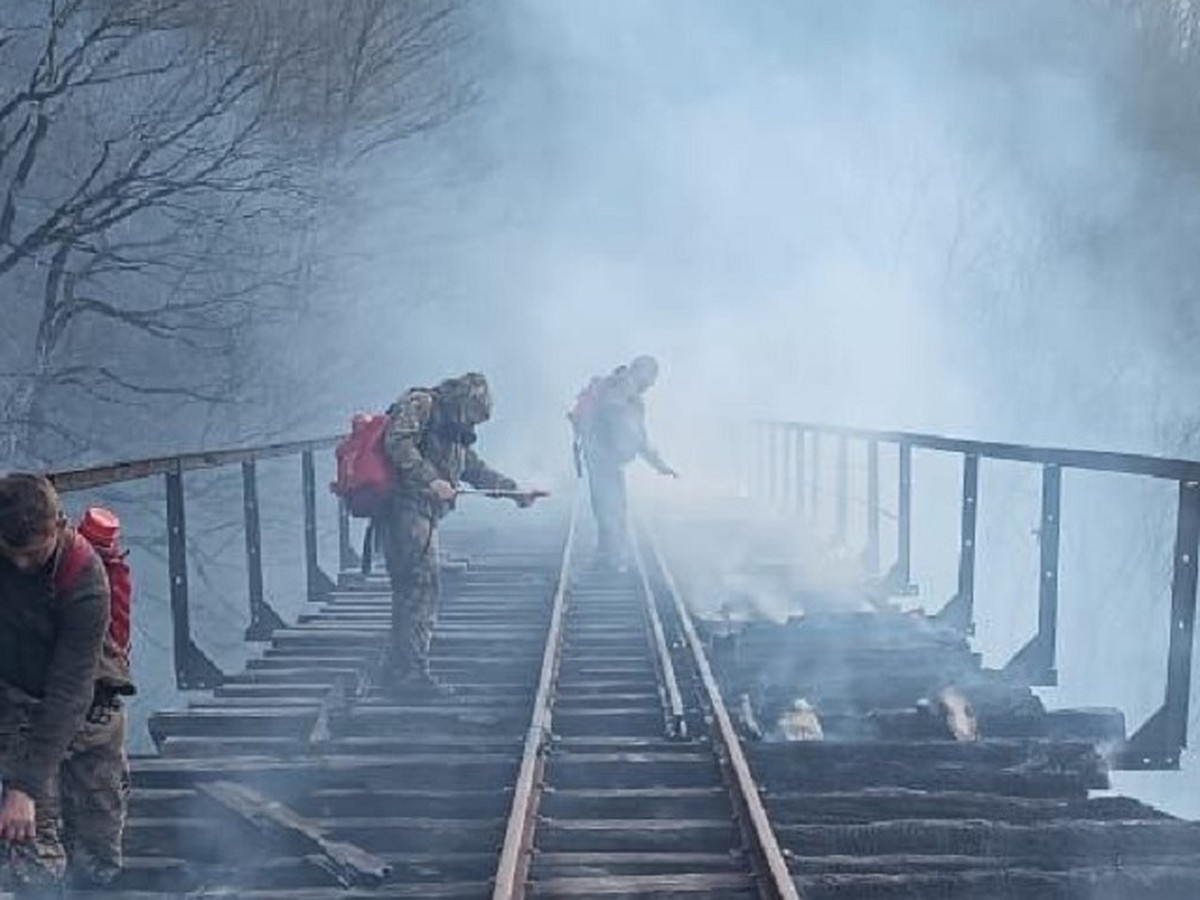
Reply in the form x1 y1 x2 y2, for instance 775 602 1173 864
245 597 287 642
1115 705 1181 771
176 639 225 691
1002 633 1057 687
882 561 918 598
308 566 337 603
934 591 975 636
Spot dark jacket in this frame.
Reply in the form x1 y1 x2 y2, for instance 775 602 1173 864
0 530 110 800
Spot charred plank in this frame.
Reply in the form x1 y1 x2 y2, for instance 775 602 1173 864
198 780 391 887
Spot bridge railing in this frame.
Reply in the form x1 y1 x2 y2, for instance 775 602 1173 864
47 436 358 691
752 420 1200 771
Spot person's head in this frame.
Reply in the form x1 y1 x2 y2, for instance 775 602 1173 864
0 473 65 573
628 355 659 393
437 372 493 425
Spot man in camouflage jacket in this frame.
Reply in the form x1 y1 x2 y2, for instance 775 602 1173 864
0 474 131 891
381 372 543 693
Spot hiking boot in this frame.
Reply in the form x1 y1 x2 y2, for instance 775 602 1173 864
389 666 457 699
418 672 458 699
70 861 121 890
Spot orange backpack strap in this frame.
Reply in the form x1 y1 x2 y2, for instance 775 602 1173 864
53 531 93 597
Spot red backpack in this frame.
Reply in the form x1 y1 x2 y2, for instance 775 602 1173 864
568 376 608 434
330 413 395 518
55 507 132 665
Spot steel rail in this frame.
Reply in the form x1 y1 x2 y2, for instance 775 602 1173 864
643 519 802 900
491 493 580 899
630 522 687 739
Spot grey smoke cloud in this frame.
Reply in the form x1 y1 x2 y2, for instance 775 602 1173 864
301 0 1200 815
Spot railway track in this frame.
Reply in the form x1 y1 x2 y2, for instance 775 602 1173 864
101 510 568 898
491 503 796 899
60 496 1200 899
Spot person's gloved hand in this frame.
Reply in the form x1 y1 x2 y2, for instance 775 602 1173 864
513 489 550 508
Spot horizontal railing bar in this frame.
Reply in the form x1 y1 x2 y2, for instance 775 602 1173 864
46 436 340 492
761 420 1200 482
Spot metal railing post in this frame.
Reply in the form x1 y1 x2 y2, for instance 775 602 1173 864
895 441 912 588
810 432 821 524
1122 478 1200 769
796 428 807 517
766 423 780 508
242 460 285 640
1005 463 1061 685
782 425 796 514
1163 479 1200 759
866 439 880 573
937 453 978 634
302 449 336 602
165 466 224 689
836 435 849 544
1036 464 1062 680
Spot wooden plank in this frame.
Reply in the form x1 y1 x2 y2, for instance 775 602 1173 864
751 738 1105 768
132 753 519 793
214 683 340 699
535 818 737 854
529 872 757 895
775 818 1200 862
299 788 512 818
788 852 1200 874
68 884 492 899
794 864 1200 899
198 780 392 888
764 788 1172 825
748 745 1108 797
532 851 748 875
159 737 308 758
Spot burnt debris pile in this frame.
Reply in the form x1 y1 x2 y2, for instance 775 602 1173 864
700 606 1200 899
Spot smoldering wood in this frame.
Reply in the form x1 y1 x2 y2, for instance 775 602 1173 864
197 780 392 887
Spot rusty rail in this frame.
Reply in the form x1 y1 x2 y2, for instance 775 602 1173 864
631 521 687 739
491 492 580 899
643 519 800 900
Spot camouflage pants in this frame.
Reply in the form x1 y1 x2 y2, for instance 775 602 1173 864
380 503 441 677
0 689 129 893
585 456 628 563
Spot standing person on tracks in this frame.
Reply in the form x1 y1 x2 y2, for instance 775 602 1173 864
569 355 678 571
380 372 545 696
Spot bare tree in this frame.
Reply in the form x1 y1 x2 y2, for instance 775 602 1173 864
0 0 473 467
